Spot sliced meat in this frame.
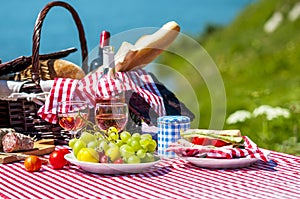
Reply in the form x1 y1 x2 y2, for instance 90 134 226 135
0 128 16 152
2 132 34 153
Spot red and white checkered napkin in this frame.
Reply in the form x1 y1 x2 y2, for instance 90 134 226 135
38 69 166 124
167 136 270 162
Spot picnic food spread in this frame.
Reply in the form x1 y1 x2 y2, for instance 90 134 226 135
0 16 269 169
2 2 299 199
0 1 269 174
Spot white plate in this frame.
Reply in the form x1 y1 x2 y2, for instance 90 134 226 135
65 153 161 174
185 149 270 169
185 156 259 169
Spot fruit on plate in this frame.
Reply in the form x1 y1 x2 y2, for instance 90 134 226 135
73 140 86 157
77 148 99 163
79 132 96 145
69 126 157 164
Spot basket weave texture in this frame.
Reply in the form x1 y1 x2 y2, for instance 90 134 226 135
0 1 88 141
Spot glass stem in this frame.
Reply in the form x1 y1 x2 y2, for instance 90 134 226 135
70 131 77 138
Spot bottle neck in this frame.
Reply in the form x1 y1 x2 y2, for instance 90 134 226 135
103 46 115 69
97 47 103 56
102 46 117 78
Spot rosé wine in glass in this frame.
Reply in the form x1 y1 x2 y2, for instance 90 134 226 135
95 103 128 132
57 101 89 138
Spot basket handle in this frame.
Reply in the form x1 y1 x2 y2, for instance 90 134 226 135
31 1 88 85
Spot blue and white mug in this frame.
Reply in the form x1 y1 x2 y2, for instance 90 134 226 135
157 115 190 158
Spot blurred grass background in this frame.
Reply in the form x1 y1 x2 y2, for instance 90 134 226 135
155 0 300 155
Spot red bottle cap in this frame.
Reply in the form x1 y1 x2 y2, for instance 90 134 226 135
100 31 110 48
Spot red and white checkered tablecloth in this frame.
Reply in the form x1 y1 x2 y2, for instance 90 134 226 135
1 147 300 199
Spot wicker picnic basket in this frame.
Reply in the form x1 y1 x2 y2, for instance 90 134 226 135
0 1 88 141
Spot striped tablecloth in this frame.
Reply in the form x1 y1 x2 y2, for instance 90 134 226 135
1 147 299 199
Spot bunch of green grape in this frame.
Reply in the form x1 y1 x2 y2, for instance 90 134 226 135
69 127 157 164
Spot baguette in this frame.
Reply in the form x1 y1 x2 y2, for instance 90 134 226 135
115 21 180 72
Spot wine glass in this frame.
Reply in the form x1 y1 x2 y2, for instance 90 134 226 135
56 101 89 138
95 103 128 132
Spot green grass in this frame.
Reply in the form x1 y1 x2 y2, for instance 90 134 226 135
154 0 300 155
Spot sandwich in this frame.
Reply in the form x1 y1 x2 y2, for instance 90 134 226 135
180 129 244 148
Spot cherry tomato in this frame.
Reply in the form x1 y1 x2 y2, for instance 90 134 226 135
24 155 42 172
49 149 68 169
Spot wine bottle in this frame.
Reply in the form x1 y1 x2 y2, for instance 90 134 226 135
89 30 110 72
96 46 125 104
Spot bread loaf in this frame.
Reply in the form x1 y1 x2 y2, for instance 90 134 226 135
52 59 85 79
16 59 85 81
115 21 180 72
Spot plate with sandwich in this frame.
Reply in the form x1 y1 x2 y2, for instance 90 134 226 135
167 129 270 169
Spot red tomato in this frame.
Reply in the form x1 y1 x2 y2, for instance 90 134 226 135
24 155 42 172
192 137 210 145
212 139 228 147
60 148 70 155
192 137 228 147
49 149 68 169
60 148 71 165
